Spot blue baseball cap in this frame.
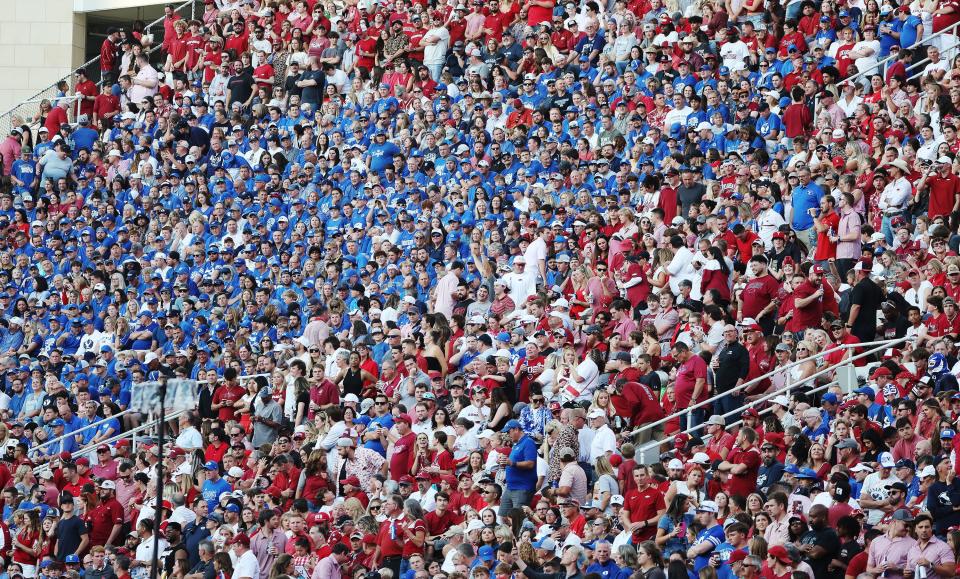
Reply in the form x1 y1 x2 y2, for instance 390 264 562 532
942 429 956 439
854 387 875 400
65 555 81 564
796 468 820 480
501 419 522 432
50 418 65 427
204 461 219 470
821 392 838 404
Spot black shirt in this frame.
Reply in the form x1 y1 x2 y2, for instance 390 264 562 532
712 341 750 392
677 182 707 215
799 527 841 579
227 71 254 107
849 277 883 342
55 514 88 560
300 70 326 106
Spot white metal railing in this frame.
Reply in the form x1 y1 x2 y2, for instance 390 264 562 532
0 0 198 136
31 408 190 474
30 409 134 454
634 336 908 463
842 20 960 89
26 370 270 471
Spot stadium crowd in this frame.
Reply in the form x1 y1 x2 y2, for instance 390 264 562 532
6 0 960 577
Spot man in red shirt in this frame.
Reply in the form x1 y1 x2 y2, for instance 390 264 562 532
92 83 120 131
744 323 774 395
376 495 408 576
74 69 98 118
619 464 666 543
425 492 458 540
793 263 826 333
100 28 120 84
671 341 708 432
388 414 416 481
212 368 245 422
738 256 781 334
917 156 960 220
813 195 840 263
87 480 124 547
718 428 762 498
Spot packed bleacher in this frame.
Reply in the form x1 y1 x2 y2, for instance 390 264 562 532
3 0 960 577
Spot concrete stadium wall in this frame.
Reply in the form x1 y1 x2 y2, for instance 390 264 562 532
0 0 87 115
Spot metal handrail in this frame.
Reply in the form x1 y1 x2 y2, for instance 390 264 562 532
0 0 198 135
627 337 906 440
26 370 271 468
31 409 134 453
841 20 960 89
907 36 960 83
659 380 840 457
31 408 190 473
635 336 908 462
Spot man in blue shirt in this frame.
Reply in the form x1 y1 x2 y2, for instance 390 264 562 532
499 419 537 517
898 6 923 49
687 501 726 572
585 541 620 578
200 461 232 511
790 167 824 248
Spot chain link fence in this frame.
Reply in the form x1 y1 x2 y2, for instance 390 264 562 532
0 0 198 138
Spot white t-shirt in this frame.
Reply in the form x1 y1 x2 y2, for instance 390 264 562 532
175 427 204 450
572 357 599 401
589 424 617 462
524 237 548 284
235 549 260 579
860 472 899 525
423 26 450 66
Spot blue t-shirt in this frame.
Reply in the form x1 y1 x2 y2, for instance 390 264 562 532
201 476 232 511
505 434 538 491
692 524 726 572
791 182 825 230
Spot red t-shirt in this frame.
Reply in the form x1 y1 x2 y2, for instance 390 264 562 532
87 498 124 546
674 354 708 408
725 446 761 498
425 509 459 536
928 172 960 219
527 0 554 25
390 432 416 481
212 383 246 422
813 211 840 261
934 0 960 31
401 517 427 557
623 486 665 542
76 80 98 116
377 516 408 558
792 280 823 331
740 274 781 320
93 93 120 122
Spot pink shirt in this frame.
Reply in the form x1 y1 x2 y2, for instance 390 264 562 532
0 136 21 175
906 536 955 579
869 534 918 579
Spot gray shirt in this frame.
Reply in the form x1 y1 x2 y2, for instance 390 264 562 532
252 398 283 447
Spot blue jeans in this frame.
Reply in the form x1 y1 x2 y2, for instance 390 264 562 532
714 393 745 426
681 407 707 436
881 211 905 245
500 488 534 516
426 62 443 82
